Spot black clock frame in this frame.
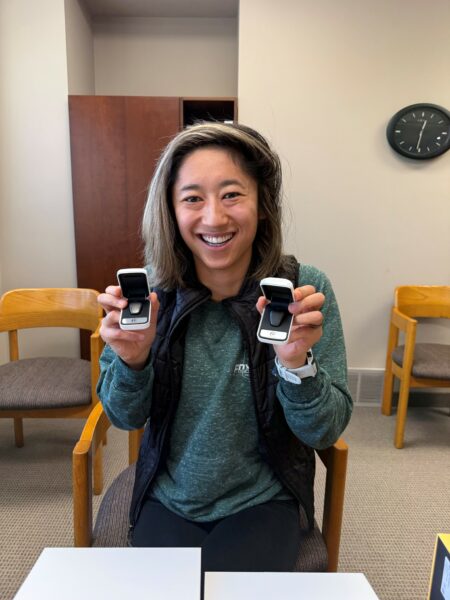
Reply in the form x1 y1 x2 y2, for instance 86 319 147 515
386 103 450 160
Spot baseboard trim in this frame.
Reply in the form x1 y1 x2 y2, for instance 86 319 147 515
348 368 450 408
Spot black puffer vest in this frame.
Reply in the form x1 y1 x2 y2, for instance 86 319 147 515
129 256 316 531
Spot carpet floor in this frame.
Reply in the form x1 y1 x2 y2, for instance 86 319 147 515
0 405 449 599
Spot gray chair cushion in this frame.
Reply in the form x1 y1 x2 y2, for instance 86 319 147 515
294 509 328 571
93 464 328 571
392 343 450 380
93 464 135 547
0 357 92 409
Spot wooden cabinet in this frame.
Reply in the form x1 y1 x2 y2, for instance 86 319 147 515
69 96 180 296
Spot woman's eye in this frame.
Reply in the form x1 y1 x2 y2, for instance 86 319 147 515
223 191 241 200
183 196 201 203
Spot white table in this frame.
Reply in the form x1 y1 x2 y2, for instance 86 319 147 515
13 547 201 600
205 571 380 600
14 548 379 600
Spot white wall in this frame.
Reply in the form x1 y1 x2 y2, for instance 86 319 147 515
238 0 450 368
93 17 237 96
0 0 78 360
0 8 238 363
1 1 448 368
65 0 95 94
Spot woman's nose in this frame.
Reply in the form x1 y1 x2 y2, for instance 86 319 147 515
202 198 228 226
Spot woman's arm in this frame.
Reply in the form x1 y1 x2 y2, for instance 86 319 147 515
96 284 160 430
97 345 154 430
275 266 353 449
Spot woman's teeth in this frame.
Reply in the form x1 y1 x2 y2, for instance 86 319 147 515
201 234 234 246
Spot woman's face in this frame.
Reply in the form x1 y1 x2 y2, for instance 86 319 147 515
172 147 259 286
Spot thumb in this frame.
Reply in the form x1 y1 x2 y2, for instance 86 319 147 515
256 296 269 316
149 291 160 327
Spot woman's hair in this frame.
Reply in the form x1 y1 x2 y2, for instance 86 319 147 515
142 121 284 290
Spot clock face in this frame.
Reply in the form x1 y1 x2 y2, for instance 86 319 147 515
386 103 450 159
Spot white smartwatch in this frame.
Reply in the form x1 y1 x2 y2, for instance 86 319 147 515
275 350 317 385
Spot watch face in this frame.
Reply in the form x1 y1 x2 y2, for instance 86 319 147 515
386 103 450 159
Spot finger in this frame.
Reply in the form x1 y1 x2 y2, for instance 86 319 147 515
291 310 324 329
100 313 146 343
107 326 147 343
98 291 127 313
292 285 316 302
102 310 121 327
256 296 269 315
99 311 120 338
105 285 123 297
148 292 160 326
287 319 323 343
290 293 325 316
149 291 159 312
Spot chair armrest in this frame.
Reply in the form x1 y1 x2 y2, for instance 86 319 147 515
73 402 110 547
391 307 417 333
391 308 417 373
316 437 348 572
129 427 145 465
90 321 105 404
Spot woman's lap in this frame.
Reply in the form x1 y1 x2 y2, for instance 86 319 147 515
131 498 301 572
131 498 213 548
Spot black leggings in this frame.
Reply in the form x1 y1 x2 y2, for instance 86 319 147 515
131 497 301 573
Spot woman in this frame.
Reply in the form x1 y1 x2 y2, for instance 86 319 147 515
97 122 352 572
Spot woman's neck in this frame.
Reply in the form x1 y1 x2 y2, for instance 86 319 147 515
195 263 250 302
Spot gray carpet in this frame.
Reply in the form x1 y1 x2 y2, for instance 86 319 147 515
0 406 449 600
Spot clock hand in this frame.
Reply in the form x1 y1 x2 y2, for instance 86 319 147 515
416 119 427 151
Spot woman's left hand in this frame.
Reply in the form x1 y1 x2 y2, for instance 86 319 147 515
256 285 324 369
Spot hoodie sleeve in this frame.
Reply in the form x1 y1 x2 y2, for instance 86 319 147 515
96 344 154 430
276 264 353 449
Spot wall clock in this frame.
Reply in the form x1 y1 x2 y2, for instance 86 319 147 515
386 103 450 159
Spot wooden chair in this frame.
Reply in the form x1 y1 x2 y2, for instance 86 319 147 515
381 285 450 448
73 403 348 573
0 288 106 493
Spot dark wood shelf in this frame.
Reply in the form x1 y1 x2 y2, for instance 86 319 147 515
181 97 237 126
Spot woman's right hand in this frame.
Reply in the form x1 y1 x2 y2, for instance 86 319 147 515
98 285 160 371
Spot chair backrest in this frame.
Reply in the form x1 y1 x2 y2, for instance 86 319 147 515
395 286 450 319
0 288 102 333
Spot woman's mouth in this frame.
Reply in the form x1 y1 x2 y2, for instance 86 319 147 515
199 233 235 247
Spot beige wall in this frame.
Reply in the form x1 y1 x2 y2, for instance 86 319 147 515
239 0 450 368
0 0 78 360
65 0 95 94
93 17 237 96
1 1 448 368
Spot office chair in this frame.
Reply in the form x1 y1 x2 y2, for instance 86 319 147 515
0 287 106 493
381 285 450 448
73 403 348 573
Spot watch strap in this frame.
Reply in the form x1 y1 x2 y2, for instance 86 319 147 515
275 350 317 384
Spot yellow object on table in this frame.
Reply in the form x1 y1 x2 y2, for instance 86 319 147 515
428 534 450 600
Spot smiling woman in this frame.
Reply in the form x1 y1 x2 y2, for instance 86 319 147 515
96 121 352 581
142 122 284 292
172 147 259 300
